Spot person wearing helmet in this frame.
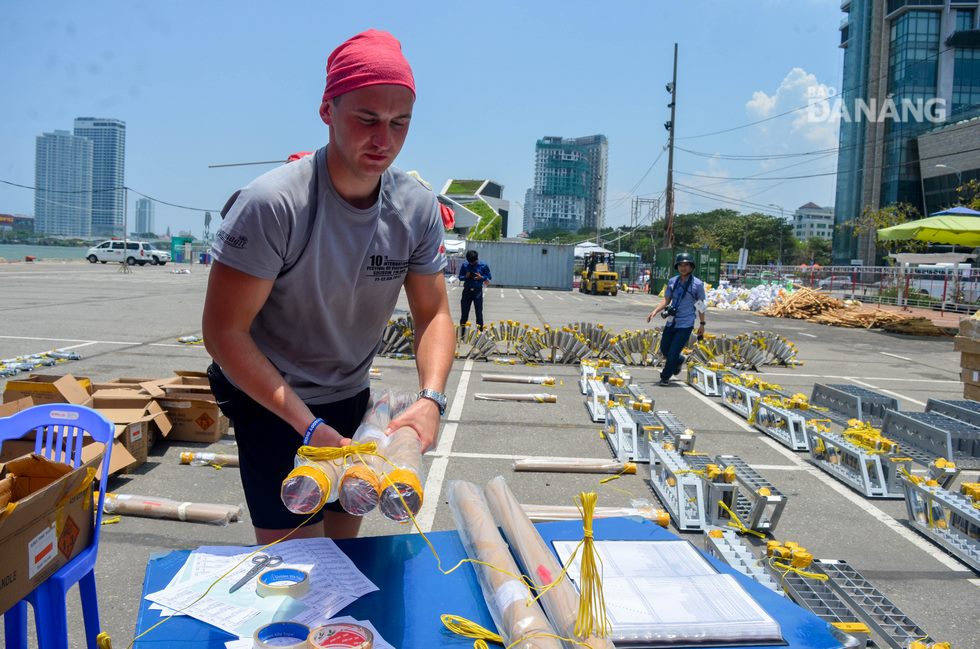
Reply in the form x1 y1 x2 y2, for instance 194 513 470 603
458 249 492 329
646 252 706 386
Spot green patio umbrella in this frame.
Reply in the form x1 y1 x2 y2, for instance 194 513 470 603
877 209 980 247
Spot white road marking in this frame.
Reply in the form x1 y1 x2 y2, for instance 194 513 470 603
846 377 928 407
517 290 525 300
755 437 977 577
745 319 760 324
755 372 960 384
0 334 138 345
573 296 584 302
880 351 913 362
680 384 755 432
535 293 544 301
554 295 564 301
499 290 504 299
799 333 818 338
416 359 473 532
148 343 209 349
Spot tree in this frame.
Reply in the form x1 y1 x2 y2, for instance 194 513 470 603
801 236 831 265
851 202 924 259
956 179 980 211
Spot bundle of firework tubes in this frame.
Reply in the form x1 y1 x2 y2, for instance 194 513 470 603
280 390 425 522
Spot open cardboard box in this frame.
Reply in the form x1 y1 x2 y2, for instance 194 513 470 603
156 391 228 443
0 453 98 614
3 374 92 406
0 397 35 418
91 391 173 469
88 378 168 398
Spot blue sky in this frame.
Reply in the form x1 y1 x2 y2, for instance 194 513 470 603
0 0 846 238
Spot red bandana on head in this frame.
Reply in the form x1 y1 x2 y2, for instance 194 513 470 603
319 29 416 125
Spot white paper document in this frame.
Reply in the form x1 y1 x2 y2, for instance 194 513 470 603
145 538 377 638
552 539 782 646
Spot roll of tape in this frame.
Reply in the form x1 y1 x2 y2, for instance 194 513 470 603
256 567 311 598
253 621 310 648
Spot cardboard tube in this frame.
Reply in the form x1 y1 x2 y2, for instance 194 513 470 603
482 374 556 386
485 477 615 649
179 452 239 467
103 493 242 525
521 504 670 528
448 481 562 649
474 393 558 403
513 459 635 475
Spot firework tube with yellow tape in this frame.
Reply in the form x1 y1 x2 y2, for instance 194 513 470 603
378 425 424 522
281 456 344 515
252 621 310 648
256 567 311 598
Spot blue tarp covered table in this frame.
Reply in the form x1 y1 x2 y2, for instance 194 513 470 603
132 518 840 648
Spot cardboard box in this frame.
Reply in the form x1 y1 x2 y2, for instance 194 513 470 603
3 375 92 406
89 378 167 398
0 453 97 614
961 352 980 372
966 382 980 401
156 392 228 443
92 392 173 469
0 427 137 479
0 397 34 418
959 318 980 340
954 336 980 355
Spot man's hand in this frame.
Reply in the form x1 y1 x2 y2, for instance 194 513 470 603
647 309 658 323
307 421 349 448
386 398 440 452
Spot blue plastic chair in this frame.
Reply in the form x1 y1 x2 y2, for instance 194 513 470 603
0 404 115 649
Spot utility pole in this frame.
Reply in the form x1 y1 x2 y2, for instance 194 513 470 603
118 187 131 274
663 42 678 248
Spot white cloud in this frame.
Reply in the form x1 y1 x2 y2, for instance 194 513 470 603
747 67 840 150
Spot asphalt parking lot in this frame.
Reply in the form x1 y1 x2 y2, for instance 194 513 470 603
0 261 976 648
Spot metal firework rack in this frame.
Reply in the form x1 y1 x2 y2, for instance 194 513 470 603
701 527 783 595
881 410 980 470
584 377 644 423
900 476 980 572
805 426 910 499
810 384 899 427
604 401 660 463
686 364 732 397
751 397 812 451
716 455 787 533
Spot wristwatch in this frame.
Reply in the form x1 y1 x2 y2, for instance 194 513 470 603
418 388 448 416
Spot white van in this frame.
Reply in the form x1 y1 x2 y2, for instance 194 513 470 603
86 240 171 266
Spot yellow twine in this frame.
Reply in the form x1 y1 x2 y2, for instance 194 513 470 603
716 500 765 539
440 614 597 649
572 492 610 640
769 557 829 582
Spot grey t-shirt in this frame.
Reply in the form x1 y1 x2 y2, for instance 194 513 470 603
212 146 446 404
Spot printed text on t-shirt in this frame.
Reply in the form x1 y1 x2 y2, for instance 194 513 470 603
366 254 409 282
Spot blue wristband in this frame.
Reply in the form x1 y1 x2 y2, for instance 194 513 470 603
302 418 324 446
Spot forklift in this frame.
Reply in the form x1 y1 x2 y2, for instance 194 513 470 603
579 252 619 296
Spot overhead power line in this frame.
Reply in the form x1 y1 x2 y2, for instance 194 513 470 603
0 179 220 213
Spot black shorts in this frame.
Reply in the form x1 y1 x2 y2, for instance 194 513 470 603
207 363 369 529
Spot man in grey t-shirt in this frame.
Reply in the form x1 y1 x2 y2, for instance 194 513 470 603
202 30 455 544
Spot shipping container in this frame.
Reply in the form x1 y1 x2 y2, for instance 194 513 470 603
463 241 575 290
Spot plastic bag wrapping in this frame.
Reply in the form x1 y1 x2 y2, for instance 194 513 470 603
482 373 557 386
340 390 417 516
280 454 345 515
484 477 615 649
179 452 239 467
378 426 424 522
513 458 635 475
103 493 242 525
448 481 563 649
520 500 669 527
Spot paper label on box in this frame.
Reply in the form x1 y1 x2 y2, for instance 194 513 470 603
28 523 57 579
161 400 192 409
129 424 142 442
973 371 978 383
59 515 80 558
195 412 215 431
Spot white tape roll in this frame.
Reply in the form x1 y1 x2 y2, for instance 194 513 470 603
256 567 311 598
252 621 309 648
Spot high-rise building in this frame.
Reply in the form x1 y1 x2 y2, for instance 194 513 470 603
834 1 980 264
793 202 835 241
34 130 93 237
527 135 608 233
135 197 154 235
522 188 535 235
74 117 126 237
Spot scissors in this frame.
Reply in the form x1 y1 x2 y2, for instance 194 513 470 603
228 553 283 593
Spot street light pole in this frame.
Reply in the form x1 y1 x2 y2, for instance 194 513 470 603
768 204 785 268
936 163 963 205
